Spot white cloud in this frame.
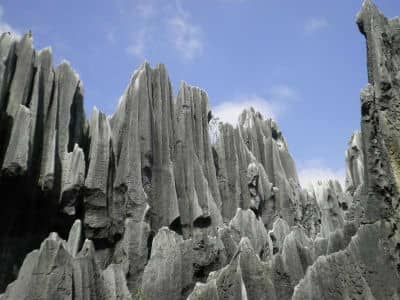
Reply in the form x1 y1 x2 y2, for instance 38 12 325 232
298 159 345 189
212 83 297 125
126 28 147 59
212 95 280 126
304 17 329 34
168 15 203 61
0 5 21 38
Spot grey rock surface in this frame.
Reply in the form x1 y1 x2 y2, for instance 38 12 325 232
1 105 32 176
5 33 34 119
308 180 345 238
0 1 400 299
345 131 364 197
84 108 113 239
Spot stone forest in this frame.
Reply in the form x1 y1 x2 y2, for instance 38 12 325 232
0 1 399 299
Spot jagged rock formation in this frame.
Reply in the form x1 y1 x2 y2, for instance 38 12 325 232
0 0 400 299
0 220 132 300
292 1 400 298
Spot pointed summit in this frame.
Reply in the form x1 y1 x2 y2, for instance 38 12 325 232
356 0 384 34
359 0 380 16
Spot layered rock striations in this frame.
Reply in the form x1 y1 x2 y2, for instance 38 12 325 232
0 1 400 299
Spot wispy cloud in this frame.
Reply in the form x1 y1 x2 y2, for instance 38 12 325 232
0 5 21 38
298 159 345 188
137 1 157 19
304 17 329 35
213 95 281 125
125 0 155 58
106 30 116 44
167 1 203 61
124 0 204 62
168 16 203 61
269 84 297 99
126 28 148 59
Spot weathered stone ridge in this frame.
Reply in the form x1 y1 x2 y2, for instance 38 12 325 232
0 0 400 299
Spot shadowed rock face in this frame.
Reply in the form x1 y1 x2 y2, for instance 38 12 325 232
0 1 400 299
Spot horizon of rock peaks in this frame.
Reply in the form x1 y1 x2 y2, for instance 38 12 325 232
0 1 399 299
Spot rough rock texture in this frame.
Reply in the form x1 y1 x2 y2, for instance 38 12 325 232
291 1 400 299
345 131 365 197
1 1 400 299
84 108 114 239
0 220 131 300
308 180 345 238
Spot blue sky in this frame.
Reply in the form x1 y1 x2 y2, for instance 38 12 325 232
1 0 399 187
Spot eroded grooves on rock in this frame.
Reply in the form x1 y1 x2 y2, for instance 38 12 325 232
0 1 400 299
